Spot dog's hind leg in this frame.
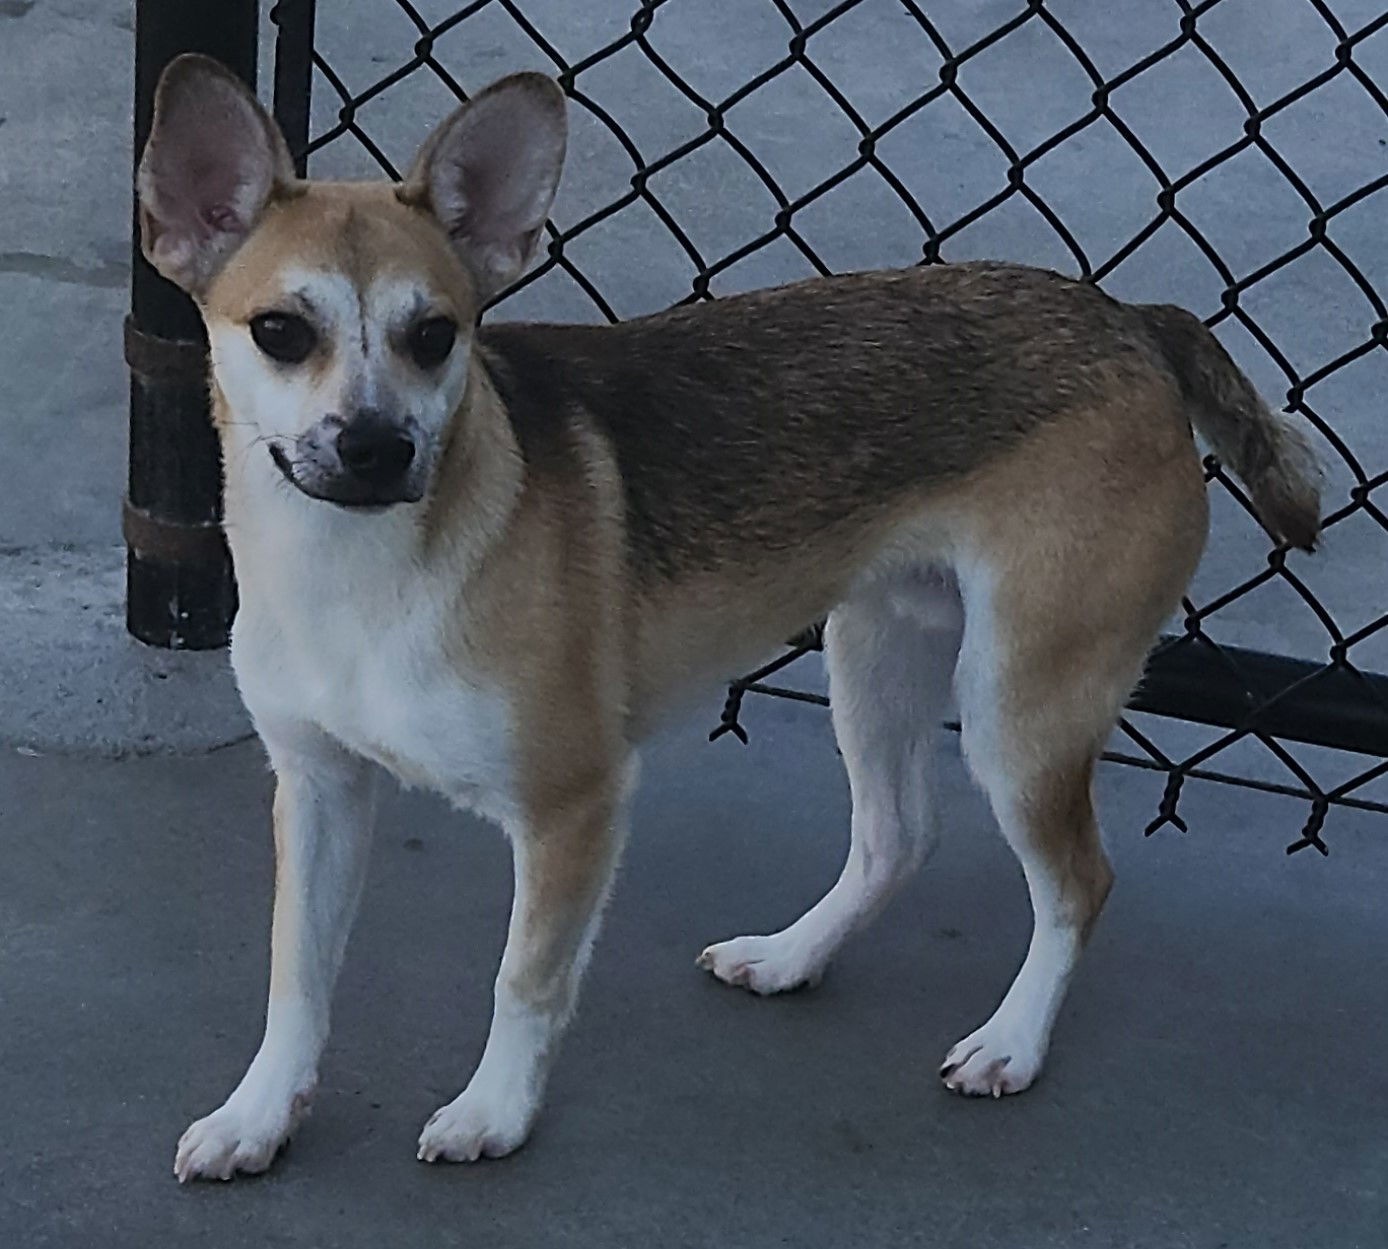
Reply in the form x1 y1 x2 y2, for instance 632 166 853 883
940 613 1117 1099
699 572 962 994
939 410 1206 1097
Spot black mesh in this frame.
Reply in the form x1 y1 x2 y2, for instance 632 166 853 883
268 0 1388 852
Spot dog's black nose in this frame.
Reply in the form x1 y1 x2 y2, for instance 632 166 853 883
336 417 415 486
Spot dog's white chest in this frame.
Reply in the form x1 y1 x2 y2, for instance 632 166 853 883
230 540 516 822
319 631 511 816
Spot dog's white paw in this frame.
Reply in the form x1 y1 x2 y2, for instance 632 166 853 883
174 1088 310 1182
697 933 825 995
416 1083 536 1164
939 1021 1045 1098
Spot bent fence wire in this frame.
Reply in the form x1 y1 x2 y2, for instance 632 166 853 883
266 0 1388 852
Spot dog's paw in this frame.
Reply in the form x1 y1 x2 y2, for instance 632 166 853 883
697 933 825 995
174 1089 310 1182
939 1022 1044 1098
416 1084 536 1164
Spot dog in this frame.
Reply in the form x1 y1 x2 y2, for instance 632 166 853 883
136 55 1321 1181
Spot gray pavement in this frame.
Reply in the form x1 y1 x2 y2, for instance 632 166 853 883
1 1 1387 1246
2 707 1386 1248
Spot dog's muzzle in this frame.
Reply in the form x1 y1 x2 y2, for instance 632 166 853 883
271 412 426 509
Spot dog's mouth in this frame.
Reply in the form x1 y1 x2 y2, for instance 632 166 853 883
268 443 422 512
268 442 299 486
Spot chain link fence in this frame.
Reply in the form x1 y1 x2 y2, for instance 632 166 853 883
265 0 1388 852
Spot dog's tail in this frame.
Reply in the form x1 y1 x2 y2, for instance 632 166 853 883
1140 303 1323 552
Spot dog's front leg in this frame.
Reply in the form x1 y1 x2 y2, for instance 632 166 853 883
418 762 632 1163
175 724 377 1182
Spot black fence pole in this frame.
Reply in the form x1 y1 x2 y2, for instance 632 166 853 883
126 0 259 649
271 0 317 176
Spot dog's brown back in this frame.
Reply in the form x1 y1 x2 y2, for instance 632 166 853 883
481 263 1178 581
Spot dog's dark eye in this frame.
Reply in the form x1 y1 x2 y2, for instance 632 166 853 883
249 313 317 364
407 316 457 370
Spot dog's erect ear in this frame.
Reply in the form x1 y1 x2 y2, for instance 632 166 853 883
401 73 567 302
137 54 295 294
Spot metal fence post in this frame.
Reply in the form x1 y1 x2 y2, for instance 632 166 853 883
126 0 259 649
270 0 317 176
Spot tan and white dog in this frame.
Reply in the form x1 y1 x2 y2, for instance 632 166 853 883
137 56 1321 1182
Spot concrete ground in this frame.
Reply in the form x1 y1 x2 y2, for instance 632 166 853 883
3 704 1386 1248
1 1 1386 1246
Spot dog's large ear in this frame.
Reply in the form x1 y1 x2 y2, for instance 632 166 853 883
401 73 567 302
137 54 295 294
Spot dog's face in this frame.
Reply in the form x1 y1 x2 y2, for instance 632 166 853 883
198 185 477 510
136 56 567 510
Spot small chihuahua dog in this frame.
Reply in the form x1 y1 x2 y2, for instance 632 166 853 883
137 55 1320 1181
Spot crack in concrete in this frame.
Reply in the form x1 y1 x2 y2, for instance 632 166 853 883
0 251 128 289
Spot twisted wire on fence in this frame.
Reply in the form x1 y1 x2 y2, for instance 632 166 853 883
269 0 1388 851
